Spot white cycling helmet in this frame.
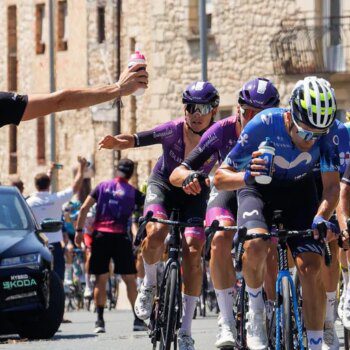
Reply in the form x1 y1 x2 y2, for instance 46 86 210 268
290 76 337 131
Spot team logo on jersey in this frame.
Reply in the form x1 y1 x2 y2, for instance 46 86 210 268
261 113 273 125
113 189 125 197
238 133 249 146
274 152 312 169
242 210 259 218
333 135 339 146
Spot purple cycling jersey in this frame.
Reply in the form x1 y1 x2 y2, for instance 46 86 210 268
90 177 144 233
134 117 218 180
182 115 239 171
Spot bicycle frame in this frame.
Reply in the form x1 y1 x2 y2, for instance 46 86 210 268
275 235 304 350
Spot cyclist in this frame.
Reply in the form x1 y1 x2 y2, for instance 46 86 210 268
214 76 339 350
311 118 350 349
338 161 350 332
98 81 220 350
75 159 146 333
169 78 280 348
0 64 147 128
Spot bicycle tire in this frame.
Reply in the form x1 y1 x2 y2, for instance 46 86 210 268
201 261 207 317
345 327 350 350
281 278 293 350
160 265 178 350
235 278 247 348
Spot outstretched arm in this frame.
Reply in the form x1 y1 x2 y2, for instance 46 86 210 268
22 63 148 121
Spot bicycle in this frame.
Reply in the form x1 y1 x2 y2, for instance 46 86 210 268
233 210 331 350
135 210 203 350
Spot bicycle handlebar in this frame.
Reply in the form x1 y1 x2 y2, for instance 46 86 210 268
134 211 204 247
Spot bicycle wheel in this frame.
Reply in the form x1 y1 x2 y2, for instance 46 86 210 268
201 260 207 317
235 278 247 348
281 278 293 350
160 265 178 350
345 328 350 350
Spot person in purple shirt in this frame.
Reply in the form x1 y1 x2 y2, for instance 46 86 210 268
170 78 280 348
75 159 146 334
98 81 219 350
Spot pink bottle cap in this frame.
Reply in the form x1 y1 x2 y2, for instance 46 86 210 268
130 50 146 60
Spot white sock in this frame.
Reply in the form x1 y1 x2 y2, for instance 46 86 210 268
143 260 157 288
246 285 264 312
180 294 197 335
136 277 143 290
307 330 323 350
85 273 91 289
215 287 235 323
325 291 336 322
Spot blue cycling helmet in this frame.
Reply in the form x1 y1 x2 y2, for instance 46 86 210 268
238 78 280 109
182 81 220 107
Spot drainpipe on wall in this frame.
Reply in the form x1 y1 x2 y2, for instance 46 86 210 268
113 0 122 170
49 0 57 191
199 0 208 81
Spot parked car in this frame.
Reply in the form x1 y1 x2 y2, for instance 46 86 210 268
0 186 64 339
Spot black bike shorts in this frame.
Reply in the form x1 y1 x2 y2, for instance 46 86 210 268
206 187 237 225
89 231 137 275
143 173 209 241
237 176 323 258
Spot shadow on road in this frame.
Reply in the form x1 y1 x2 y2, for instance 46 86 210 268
53 334 97 340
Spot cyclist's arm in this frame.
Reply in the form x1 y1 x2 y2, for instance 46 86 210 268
316 171 340 220
76 195 96 231
337 164 350 231
22 64 148 121
214 164 245 191
0 92 28 127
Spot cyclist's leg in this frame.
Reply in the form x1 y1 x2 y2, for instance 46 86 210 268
89 231 113 332
285 176 325 348
84 234 93 297
237 185 270 349
135 176 172 319
206 188 236 343
180 188 208 340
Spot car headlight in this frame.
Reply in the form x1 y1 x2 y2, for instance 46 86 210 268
0 253 40 267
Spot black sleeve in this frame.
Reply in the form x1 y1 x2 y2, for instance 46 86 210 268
133 130 159 147
182 144 217 171
0 92 28 128
342 162 350 186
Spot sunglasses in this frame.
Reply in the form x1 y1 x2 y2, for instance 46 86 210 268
185 103 214 115
291 114 328 141
239 106 262 119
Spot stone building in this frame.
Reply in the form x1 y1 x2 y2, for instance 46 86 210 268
0 0 349 195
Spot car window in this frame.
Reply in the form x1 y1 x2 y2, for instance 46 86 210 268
0 193 31 230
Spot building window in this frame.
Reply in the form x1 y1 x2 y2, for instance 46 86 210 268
37 117 46 165
35 4 46 54
188 0 212 35
8 5 18 174
57 0 68 51
97 6 105 43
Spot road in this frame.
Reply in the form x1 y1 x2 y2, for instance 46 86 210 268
0 283 346 349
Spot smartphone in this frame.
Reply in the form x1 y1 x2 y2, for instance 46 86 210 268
53 163 63 170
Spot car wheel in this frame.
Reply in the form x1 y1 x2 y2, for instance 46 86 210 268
18 271 65 339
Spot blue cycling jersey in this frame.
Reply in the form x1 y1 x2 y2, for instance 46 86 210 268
224 108 340 182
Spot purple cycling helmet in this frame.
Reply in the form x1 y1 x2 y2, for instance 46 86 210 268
238 78 280 109
182 81 220 107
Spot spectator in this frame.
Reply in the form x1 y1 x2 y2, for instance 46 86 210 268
75 159 146 334
27 157 87 281
0 64 148 129
9 174 24 194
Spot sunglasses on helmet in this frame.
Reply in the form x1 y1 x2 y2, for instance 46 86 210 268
185 103 214 115
291 113 328 141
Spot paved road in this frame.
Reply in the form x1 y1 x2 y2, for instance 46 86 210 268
0 309 346 350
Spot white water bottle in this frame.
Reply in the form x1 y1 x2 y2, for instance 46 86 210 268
128 50 146 96
255 137 275 185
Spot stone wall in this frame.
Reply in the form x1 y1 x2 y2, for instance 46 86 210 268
0 0 349 196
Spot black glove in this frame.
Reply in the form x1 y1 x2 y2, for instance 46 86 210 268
182 171 208 188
